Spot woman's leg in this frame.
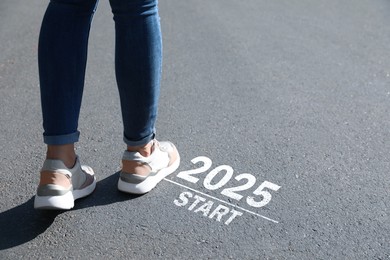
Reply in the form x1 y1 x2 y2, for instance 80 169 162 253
35 0 98 209
109 0 180 194
109 0 162 152
38 0 99 166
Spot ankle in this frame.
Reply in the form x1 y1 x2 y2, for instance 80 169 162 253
46 144 76 168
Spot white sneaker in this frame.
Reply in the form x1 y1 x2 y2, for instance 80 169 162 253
34 156 96 210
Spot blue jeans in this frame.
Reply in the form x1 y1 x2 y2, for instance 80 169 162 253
38 0 162 146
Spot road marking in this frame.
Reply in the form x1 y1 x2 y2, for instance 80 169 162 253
164 178 279 224
175 156 281 209
174 191 243 225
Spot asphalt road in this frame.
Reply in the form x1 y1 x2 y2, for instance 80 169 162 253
1 0 389 259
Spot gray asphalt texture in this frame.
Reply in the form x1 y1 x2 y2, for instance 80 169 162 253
1 0 390 259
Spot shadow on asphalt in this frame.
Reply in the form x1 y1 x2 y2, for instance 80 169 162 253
0 172 140 250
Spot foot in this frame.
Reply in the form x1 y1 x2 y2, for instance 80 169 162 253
118 140 180 194
34 156 96 210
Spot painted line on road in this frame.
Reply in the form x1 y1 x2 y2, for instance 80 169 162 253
163 178 279 224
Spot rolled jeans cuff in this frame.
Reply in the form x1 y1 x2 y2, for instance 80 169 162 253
123 132 155 147
43 131 80 145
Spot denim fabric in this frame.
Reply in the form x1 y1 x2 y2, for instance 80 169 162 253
38 0 161 146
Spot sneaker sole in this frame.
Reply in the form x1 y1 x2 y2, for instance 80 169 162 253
34 166 96 210
118 155 180 194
